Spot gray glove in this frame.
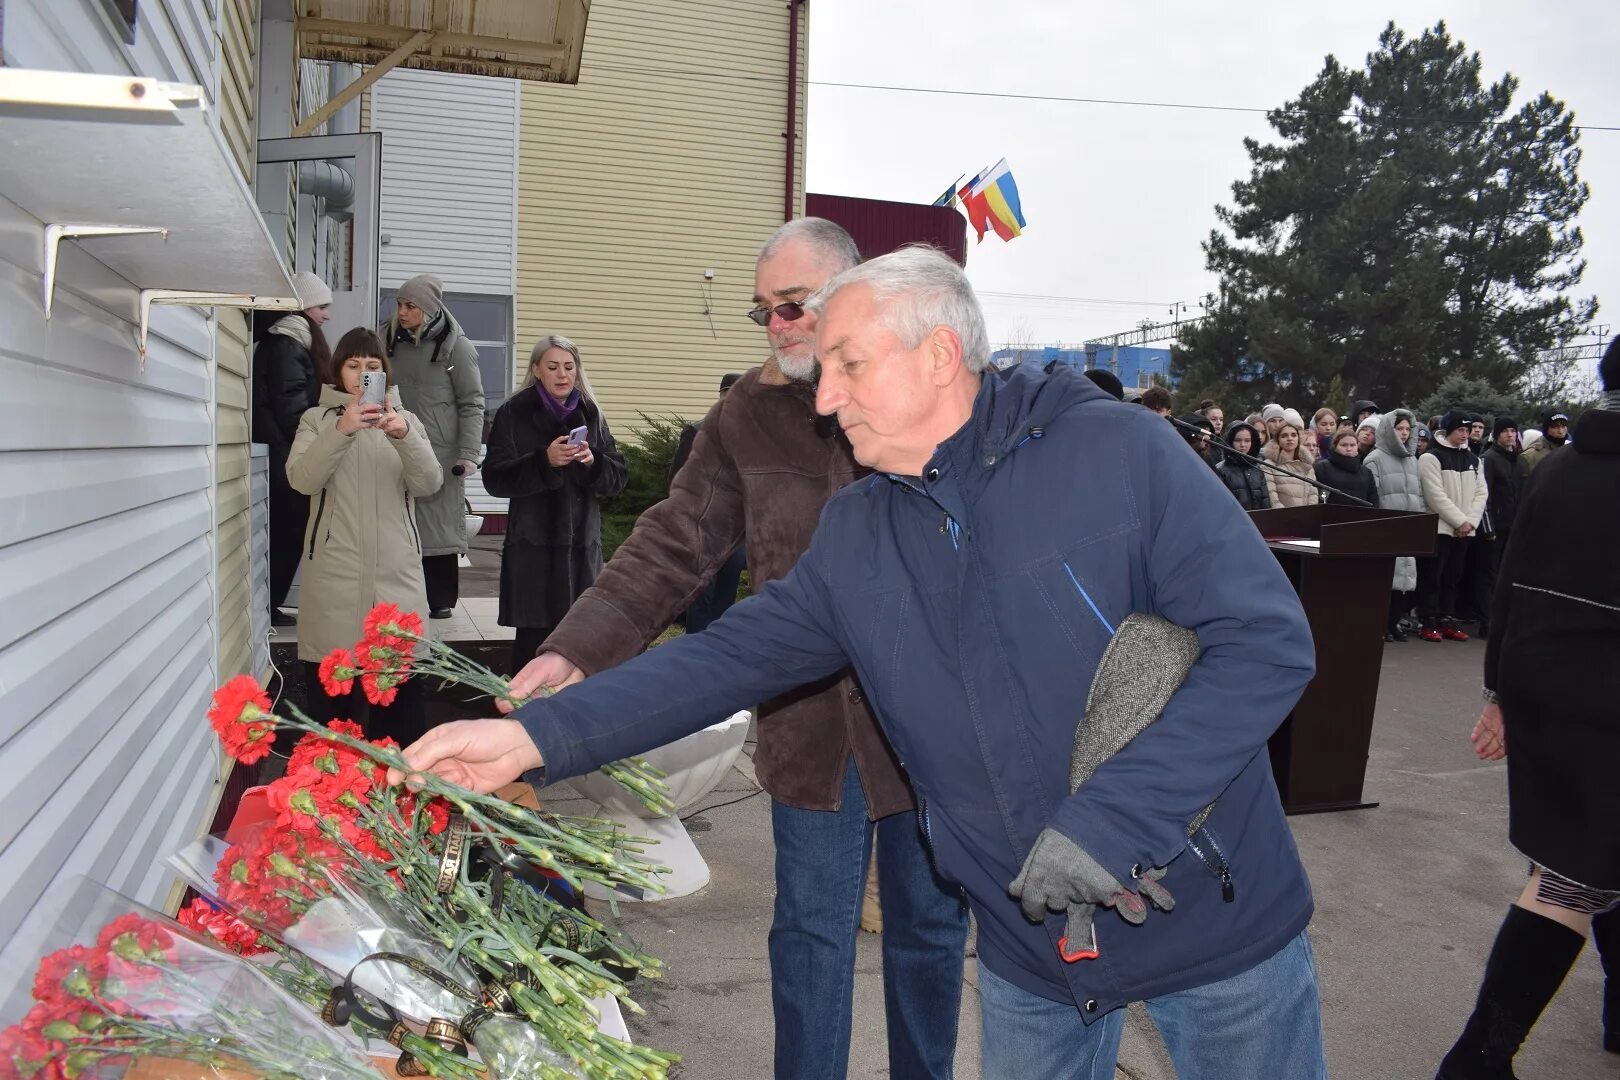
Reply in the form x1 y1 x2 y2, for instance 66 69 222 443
1010 828 1172 959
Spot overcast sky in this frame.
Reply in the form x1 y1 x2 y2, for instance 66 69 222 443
806 1 1620 363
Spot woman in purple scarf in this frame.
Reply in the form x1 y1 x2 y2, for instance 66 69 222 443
482 335 628 672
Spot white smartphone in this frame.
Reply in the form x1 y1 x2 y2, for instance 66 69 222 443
567 424 589 447
359 370 387 409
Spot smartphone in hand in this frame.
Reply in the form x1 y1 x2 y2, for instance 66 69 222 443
567 424 589 447
360 371 388 409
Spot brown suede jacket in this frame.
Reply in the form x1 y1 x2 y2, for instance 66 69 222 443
542 363 914 818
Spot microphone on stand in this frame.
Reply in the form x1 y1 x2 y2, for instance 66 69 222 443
1165 415 1375 508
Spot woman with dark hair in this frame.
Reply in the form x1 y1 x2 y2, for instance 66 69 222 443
286 327 443 746
483 335 628 674
1215 422 1271 511
1314 429 1378 508
251 272 332 626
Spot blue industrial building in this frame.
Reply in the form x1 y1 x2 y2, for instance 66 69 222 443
990 344 1174 389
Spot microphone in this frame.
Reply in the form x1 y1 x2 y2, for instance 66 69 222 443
1164 415 1375 508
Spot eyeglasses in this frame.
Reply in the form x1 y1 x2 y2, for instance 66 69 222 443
746 301 807 327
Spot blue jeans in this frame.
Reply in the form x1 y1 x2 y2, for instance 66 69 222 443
978 929 1327 1080
685 546 747 633
770 759 970 1079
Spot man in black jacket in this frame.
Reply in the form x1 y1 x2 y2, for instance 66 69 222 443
1477 417 1529 637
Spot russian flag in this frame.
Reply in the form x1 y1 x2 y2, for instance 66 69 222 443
971 159 1026 240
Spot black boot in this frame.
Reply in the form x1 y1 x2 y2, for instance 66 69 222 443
1436 905 1587 1080
1595 906 1620 1054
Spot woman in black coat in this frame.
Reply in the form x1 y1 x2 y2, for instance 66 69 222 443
1214 422 1271 511
483 336 628 674
1313 429 1379 508
1437 370 1620 1079
249 272 332 625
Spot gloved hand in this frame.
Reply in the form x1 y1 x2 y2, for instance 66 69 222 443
1009 829 1173 960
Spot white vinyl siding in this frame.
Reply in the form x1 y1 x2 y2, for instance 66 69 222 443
0 0 236 983
371 67 519 296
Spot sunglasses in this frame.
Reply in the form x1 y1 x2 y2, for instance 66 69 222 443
746 301 807 327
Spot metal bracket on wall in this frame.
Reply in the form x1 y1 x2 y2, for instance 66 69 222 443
43 224 169 318
138 289 300 369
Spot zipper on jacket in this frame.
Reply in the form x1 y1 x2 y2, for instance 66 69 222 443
307 489 329 560
917 797 937 859
404 493 422 553
1186 827 1235 903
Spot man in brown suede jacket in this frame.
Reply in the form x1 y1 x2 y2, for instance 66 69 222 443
505 219 969 1079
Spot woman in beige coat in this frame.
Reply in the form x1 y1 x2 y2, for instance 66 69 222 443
1263 414 1320 508
287 327 442 745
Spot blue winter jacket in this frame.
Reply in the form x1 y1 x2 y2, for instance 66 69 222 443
516 365 1317 1015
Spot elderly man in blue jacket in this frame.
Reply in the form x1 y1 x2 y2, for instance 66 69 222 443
395 247 1327 1077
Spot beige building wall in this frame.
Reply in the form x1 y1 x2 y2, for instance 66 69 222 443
215 0 260 680
516 0 808 436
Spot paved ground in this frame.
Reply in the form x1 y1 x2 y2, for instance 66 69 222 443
532 636 1612 1080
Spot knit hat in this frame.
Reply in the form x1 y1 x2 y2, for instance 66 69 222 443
1542 410 1569 428
1082 368 1125 400
1437 410 1468 434
1281 407 1306 430
1415 424 1430 442
1491 416 1519 439
292 271 332 310
1357 416 1379 433
1260 403 1286 422
396 274 444 317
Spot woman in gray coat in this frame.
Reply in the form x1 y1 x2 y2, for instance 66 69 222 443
1363 408 1425 640
385 274 484 618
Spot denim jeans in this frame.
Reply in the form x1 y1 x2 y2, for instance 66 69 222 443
769 759 970 1079
685 545 747 633
977 929 1327 1080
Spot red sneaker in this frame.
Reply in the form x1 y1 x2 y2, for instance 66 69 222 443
1441 626 1471 642
1419 628 1443 642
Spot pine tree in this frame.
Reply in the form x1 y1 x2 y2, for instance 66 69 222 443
1176 21 1595 411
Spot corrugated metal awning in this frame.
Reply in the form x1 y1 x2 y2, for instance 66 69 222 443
297 1 590 84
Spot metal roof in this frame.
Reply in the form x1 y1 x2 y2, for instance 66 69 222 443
297 1 590 84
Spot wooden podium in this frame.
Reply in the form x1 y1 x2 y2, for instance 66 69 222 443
1249 504 1437 813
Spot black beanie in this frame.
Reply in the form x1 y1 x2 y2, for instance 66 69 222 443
1437 410 1466 434
1082 368 1125 400
1491 416 1518 439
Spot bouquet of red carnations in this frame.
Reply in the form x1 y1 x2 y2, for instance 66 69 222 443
0 879 389 1080
170 604 677 1079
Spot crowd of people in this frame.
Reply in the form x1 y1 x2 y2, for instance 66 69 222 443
253 222 1617 1080
1091 376 1580 647
251 273 627 747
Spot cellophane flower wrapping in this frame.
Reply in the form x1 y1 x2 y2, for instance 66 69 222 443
0 877 380 1080
168 827 479 1025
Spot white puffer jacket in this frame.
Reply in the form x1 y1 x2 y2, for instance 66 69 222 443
1362 409 1425 592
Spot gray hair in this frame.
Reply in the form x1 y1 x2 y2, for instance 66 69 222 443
757 216 861 273
522 334 596 404
806 246 991 373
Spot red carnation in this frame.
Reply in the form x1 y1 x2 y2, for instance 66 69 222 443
360 669 401 707
206 675 276 765
96 914 172 961
0 1021 54 1079
317 648 360 698
363 602 424 647
31 946 105 1007
177 898 268 957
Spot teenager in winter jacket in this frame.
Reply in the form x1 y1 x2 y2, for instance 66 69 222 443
287 328 443 747
1438 343 1620 1079
1521 410 1571 472
1216 422 1272 511
250 272 332 624
1263 415 1318 507
1314 430 1378 509
483 336 628 674
1363 409 1427 640
385 274 485 618
1416 412 1488 641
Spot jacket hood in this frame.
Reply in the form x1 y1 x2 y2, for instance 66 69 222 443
1374 408 1417 458
1224 421 1263 458
1351 398 1379 417
318 383 402 409
945 364 1115 468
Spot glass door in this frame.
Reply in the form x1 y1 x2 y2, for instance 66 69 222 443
255 132 382 335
